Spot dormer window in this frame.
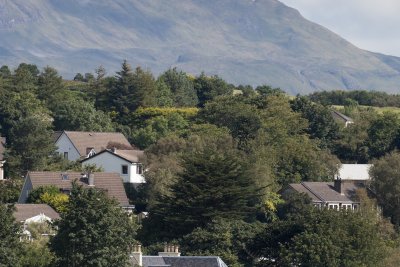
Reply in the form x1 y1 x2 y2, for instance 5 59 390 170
86 147 95 157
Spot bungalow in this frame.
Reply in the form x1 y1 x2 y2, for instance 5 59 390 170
55 131 133 161
0 137 5 180
283 164 372 210
18 171 131 210
81 148 145 184
130 244 228 267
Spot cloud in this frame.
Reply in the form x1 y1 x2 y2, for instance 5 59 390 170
280 0 400 56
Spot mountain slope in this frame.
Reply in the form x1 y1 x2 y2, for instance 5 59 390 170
0 0 400 94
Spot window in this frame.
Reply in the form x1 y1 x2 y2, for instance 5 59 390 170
63 152 68 159
122 165 128 175
342 204 352 210
61 174 69 180
136 164 143 174
328 204 339 210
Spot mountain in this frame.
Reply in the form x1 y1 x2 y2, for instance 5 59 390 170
1 0 400 94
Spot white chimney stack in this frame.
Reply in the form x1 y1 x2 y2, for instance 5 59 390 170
130 244 143 266
88 173 95 186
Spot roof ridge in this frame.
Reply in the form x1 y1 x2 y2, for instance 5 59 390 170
64 130 126 134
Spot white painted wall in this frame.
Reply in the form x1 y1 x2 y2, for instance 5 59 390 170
55 134 81 161
0 161 4 180
83 152 145 183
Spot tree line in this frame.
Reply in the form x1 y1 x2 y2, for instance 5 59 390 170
309 90 400 107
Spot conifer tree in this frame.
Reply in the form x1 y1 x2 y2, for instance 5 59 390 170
0 204 21 266
152 147 261 237
50 182 137 267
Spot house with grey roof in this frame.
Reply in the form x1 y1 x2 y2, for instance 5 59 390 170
130 245 228 267
0 137 6 180
55 131 133 161
81 148 145 184
331 110 354 127
18 171 131 210
284 164 372 210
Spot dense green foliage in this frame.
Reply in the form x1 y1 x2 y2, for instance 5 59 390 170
309 90 400 107
370 152 400 225
1 61 400 266
27 185 69 213
0 204 20 266
250 194 390 267
50 182 137 267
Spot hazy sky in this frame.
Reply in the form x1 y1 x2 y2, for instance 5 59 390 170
280 0 400 57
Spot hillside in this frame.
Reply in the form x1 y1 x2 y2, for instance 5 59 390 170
1 0 400 94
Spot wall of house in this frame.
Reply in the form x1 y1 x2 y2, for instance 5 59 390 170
18 177 33 203
0 161 4 180
129 163 145 184
83 152 145 184
55 134 81 161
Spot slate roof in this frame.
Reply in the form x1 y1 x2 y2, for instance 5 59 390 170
331 110 354 123
27 172 129 206
59 131 132 157
81 149 144 164
141 256 228 267
13 204 60 222
0 137 6 161
288 181 357 203
336 164 372 181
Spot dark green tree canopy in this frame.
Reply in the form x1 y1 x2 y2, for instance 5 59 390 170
50 182 137 267
150 146 262 238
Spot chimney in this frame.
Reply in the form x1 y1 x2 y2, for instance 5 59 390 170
158 244 181 257
88 173 95 186
130 244 142 266
334 178 343 195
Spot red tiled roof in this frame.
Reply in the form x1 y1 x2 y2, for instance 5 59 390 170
28 172 129 206
63 131 132 157
13 204 60 222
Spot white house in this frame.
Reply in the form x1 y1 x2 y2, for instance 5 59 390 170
0 137 6 180
55 131 133 161
81 148 145 184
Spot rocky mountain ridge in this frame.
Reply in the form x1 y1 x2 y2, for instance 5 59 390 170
0 0 400 94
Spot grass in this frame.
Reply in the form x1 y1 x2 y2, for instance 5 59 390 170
332 105 400 114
